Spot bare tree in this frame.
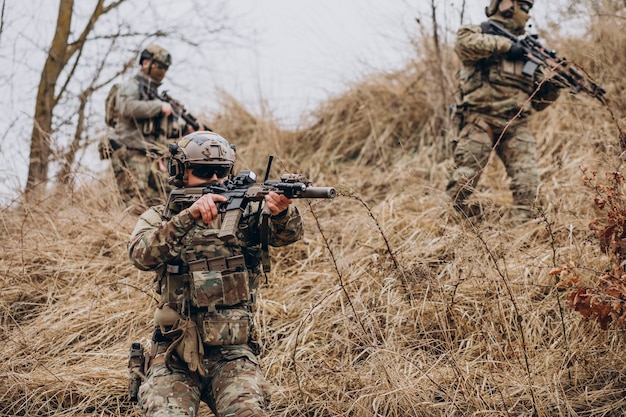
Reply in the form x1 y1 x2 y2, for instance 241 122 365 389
26 0 125 195
23 0 236 197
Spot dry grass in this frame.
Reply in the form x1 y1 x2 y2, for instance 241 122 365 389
2 5 626 416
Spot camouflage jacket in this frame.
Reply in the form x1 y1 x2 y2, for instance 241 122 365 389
113 72 183 153
128 200 303 309
455 21 560 118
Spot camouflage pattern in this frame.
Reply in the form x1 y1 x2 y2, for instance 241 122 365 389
446 113 539 220
110 146 170 209
143 44 173 67
447 21 560 218
139 347 271 417
113 72 182 153
109 71 184 207
199 309 250 346
192 269 249 311
128 197 303 416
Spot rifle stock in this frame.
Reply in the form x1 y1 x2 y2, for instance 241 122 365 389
481 20 608 105
163 170 336 241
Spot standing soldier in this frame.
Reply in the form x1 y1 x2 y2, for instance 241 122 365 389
109 44 192 212
128 131 304 417
446 0 562 223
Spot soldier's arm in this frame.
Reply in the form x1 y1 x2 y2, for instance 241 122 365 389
455 24 513 63
268 205 304 247
127 207 197 271
117 81 163 120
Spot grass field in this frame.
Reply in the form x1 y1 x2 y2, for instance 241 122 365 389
2 4 626 416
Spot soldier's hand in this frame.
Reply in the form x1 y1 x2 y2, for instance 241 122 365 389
506 40 526 61
161 102 174 117
189 193 228 224
265 192 292 216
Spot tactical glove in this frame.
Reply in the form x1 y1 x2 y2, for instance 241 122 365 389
174 319 206 377
161 318 206 377
506 41 526 60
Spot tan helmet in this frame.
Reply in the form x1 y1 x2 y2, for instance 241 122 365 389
486 0 533 17
139 44 172 68
168 131 236 186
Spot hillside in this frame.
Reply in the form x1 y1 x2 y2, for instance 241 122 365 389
2 5 626 417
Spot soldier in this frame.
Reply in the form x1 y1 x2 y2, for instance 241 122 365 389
110 44 193 212
446 0 561 222
128 131 304 417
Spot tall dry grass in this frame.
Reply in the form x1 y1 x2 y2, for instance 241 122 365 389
2 3 626 416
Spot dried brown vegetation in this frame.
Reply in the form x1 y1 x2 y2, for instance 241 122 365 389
2 5 626 417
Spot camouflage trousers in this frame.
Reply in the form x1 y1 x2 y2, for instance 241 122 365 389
138 346 271 417
446 112 539 219
110 147 171 210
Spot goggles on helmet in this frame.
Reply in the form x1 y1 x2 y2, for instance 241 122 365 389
518 1 532 13
152 60 169 71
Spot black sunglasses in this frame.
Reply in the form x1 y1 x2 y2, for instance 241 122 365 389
152 61 169 71
191 165 231 179
518 2 532 13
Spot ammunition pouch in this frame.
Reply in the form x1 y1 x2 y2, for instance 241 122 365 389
196 308 250 346
160 255 253 347
489 58 534 94
189 255 249 311
141 118 157 136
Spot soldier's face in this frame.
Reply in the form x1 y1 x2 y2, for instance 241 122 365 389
186 169 228 187
512 0 531 28
142 60 168 83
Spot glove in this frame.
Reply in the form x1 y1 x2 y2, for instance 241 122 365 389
506 41 526 60
162 318 206 377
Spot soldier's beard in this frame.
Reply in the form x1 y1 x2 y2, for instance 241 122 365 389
491 12 528 35
142 67 165 84
511 8 530 33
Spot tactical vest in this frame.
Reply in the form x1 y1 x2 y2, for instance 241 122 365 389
135 76 183 141
460 56 535 99
459 23 535 100
158 207 264 346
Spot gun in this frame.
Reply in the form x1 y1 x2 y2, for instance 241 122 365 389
163 169 336 241
159 91 212 132
481 20 608 106
127 342 145 402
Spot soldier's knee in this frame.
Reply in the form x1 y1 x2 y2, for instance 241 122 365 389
233 407 265 417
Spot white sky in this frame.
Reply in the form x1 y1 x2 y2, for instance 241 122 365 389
0 0 558 202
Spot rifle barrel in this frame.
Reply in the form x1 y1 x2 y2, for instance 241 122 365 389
302 187 336 199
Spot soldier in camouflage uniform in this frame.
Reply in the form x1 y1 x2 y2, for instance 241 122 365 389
446 0 561 222
110 44 192 211
128 131 304 417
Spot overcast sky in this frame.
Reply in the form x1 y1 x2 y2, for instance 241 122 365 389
0 0 559 202
185 0 536 127
189 0 556 127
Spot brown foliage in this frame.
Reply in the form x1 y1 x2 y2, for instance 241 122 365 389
556 170 626 330
4 4 626 416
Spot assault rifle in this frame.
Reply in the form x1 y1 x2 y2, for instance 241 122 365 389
163 168 336 241
159 91 212 132
481 20 608 105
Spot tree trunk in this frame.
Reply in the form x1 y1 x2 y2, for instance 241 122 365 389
25 0 74 195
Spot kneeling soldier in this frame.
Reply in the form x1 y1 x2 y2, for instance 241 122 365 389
128 131 304 417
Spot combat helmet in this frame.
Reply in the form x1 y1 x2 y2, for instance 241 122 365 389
139 44 172 68
168 131 236 186
485 0 533 17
